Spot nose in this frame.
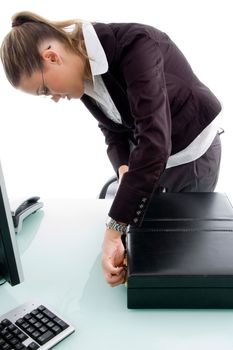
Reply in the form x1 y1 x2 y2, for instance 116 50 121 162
51 95 62 103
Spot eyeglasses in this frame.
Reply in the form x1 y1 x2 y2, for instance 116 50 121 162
38 67 50 96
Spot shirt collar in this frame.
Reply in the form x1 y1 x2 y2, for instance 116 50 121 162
82 22 108 80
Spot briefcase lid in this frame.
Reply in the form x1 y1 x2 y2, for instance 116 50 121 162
144 192 233 222
127 193 233 288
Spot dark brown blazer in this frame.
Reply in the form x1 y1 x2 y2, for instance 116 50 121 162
81 22 222 226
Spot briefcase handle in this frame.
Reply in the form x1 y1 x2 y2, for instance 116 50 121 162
122 233 128 287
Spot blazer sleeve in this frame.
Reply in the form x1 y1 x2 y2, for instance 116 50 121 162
81 94 132 175
108 34 172 226
98 123 131 176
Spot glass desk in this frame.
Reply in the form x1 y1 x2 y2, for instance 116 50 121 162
1 198 233 349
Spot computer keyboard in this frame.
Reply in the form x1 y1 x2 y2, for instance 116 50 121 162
0 300 75 350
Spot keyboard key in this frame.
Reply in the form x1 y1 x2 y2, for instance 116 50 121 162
0 338 5 346
47 321 55 328
13 328 21 336
28 318 37 325
52 325 62 335
8 324 17 332
42 309 56 320
1 319 12 328
41 317 49 324
1 329 8 337
34 322 42 329
35 313 43 320
37 306 45 312
15 343 25 350
28 342 40 349
53 317 68 330
26 326 36 336
24 314 31 321
9 336 19 345
4 331 13 341
39 326 47 334
17 332 28 341
37 330 54 345
30 310 39 317
32 330 41 339
21 322 30 330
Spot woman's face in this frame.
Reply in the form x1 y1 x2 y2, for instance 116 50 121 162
18 42 87 102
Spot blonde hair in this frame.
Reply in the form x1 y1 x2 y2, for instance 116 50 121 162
0 11 91 87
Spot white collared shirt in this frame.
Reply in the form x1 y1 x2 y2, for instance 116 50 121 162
82 22 220 168
82 22 123 124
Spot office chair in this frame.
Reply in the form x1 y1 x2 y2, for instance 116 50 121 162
98 175 118 199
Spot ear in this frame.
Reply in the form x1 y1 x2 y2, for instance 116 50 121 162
41 47 63 65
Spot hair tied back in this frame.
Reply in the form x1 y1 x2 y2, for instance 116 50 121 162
12 15 35 28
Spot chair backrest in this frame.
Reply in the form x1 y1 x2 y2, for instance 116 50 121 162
98 176 118 199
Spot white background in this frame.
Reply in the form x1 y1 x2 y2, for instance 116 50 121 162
0 0 232 203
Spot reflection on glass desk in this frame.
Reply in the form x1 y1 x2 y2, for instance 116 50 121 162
1 198 233 350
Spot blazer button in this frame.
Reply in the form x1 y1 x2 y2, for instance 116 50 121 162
133 218 139 223
136 210 141 215
139 204 144 209
142 197 147 203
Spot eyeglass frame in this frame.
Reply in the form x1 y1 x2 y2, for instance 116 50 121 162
38 66 50 96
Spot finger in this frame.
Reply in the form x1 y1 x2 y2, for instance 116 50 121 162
102 256 124 275
105 273 122 284
105 272 125 286
106 270 126 287
103 265 124 281
103 247 124 267
104 266 124 280
110 274 126 287
113 249 125 267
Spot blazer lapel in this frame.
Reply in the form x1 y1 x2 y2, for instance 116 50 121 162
81 94 129 132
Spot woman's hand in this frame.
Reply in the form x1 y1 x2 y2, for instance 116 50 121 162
101 228 126 287
101 165 128 287
118 165 129 185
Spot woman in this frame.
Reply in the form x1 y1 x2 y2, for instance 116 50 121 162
0 12 222 287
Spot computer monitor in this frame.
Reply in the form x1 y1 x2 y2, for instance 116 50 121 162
0 162 24 286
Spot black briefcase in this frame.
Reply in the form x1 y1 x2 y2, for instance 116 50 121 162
126 192 233 308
